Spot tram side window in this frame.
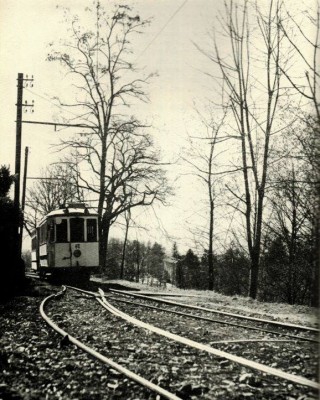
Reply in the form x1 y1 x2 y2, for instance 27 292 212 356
87 219 97 242
48 220 54 243
56 219 68 243
31 236 37 250
40 224 47 244
70 218 84 242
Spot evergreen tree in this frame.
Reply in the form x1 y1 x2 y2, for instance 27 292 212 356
182 249 201 289
146 242 165 286
216 248 250 296
0 166 25 300
172 242 183 288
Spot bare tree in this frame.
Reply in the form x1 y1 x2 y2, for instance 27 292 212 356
25 163 84 231
47 4 170 268
279 2 320 123
266 164 314 304
198 0 285 298
279 3 320 305
120 209 131 279
182 109 229 290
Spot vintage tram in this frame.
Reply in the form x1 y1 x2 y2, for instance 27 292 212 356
31 203 99 281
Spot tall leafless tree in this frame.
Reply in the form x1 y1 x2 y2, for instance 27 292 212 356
182 109 230 290
279 2 320 305
47 4 170 268
198 0 285 298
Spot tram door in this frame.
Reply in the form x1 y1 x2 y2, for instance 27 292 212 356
70 218 85 267
55 217 71 268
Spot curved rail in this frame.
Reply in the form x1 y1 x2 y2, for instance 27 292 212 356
110 289 319 333
25 272 40 280
109 296 317 342
99 290 319 390
39 286 182 400
67 286 314 341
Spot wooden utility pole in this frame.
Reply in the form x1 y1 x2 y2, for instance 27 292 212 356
21 147 29 213
14 73 23 219
14 73 33 262
20 146 29 253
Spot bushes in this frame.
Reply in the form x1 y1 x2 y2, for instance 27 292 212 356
104 233 314 305
0 166 25 301
259 236 314 305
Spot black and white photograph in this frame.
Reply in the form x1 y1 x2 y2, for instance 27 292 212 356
0 0 319 398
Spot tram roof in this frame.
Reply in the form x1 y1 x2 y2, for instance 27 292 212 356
46 207 98 217
44 203 98 219
37 205 98 225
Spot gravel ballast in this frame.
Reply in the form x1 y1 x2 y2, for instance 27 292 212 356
0 278 319 399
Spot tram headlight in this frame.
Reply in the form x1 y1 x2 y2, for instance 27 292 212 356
73 249 81 258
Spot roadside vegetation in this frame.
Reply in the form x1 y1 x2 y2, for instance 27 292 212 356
95 237 316 306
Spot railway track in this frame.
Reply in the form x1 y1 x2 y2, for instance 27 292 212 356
107 289 319 343
40 286 181 400
40 284 319 399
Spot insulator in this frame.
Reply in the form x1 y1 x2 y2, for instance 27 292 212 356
25 100 27 104
26 74 28 78
26 83 28 87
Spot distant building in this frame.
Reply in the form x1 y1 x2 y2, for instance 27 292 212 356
163 255 176 284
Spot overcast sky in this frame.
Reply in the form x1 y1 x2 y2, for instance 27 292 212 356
0 0 315 254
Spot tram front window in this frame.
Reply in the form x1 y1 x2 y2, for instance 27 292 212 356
70 218 84 242
56 219 68 243
87 218 97 242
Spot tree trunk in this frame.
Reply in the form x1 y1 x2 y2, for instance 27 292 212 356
135 242 140 283
311 193 320 307
120 217 130 279
208 197 214 290
248 247 260 299
248 189 265 299
99 213 111 272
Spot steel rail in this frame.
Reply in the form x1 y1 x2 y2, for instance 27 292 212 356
109 296 316 342
66 286 312 342
210 339 296 344
110 289 319 333
128 291 202 298
66 286 316 341
39 286 182 400
65 285 99 297
98 290 319 390
25 272 40 280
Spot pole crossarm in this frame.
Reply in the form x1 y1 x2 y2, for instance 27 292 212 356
26 177 64 180
21 120 96 129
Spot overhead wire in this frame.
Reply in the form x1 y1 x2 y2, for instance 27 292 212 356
24 87 95 133
25 87 81 118
134 0 189 63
